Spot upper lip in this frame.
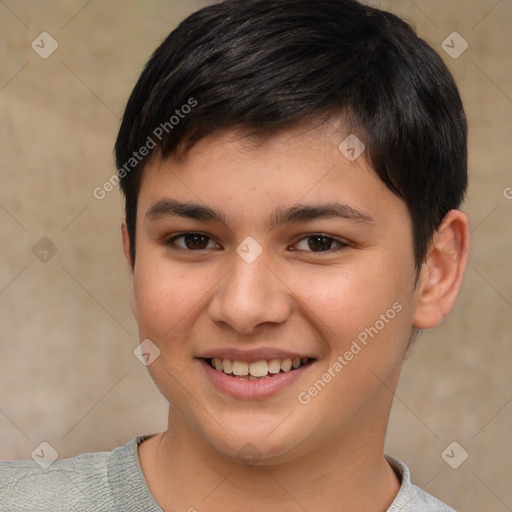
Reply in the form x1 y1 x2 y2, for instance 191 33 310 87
197 347 315 363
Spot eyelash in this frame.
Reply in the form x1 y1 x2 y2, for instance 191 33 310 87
164 232 349 254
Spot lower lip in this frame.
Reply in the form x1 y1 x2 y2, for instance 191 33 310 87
199 359 313 400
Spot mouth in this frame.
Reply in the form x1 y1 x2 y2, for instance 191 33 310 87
204 357 314 380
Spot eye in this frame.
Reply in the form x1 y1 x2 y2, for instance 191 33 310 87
292 234 348 253
165 232 348 253
166 232 219 251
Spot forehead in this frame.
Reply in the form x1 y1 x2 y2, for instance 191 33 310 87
142 122 363 188
137 124 409 230
180 121 347 161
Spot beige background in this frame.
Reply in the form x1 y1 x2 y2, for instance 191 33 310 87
0 0 510 510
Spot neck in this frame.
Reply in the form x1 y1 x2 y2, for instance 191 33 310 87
138 411 400 512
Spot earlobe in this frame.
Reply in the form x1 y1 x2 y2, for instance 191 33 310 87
412 210 470 329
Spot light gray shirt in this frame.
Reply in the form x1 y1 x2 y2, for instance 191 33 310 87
0 436 455 511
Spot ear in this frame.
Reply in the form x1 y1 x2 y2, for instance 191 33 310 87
121 221 133 271
413 210 470 329
121 222 138 319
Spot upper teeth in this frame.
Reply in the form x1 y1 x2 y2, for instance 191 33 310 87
211 357 309 378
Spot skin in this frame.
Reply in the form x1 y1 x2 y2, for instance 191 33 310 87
122 123 469 512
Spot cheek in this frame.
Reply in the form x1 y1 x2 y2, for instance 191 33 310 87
288 264 391 339
133 256 204 340
132 260 206 399
286 255 414 369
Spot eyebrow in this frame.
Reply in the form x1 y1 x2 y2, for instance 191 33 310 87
145 199 375 229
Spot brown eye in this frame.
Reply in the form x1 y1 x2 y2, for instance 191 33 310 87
184 234 210 249
167 233 217 251
293 234 348 253
307 235 334 252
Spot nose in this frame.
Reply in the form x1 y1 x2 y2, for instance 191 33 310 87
208 250 293 336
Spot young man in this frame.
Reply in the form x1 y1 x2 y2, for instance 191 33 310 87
1 0 469 510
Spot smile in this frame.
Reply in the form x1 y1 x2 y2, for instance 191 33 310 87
206 357 312 379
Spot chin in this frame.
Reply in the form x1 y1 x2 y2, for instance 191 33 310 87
196 415 312 466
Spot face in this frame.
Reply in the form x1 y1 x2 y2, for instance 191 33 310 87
127 124 421 464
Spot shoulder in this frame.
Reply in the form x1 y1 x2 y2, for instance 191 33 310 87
386 455 456 512
1 449 113 511
0 436 159 512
